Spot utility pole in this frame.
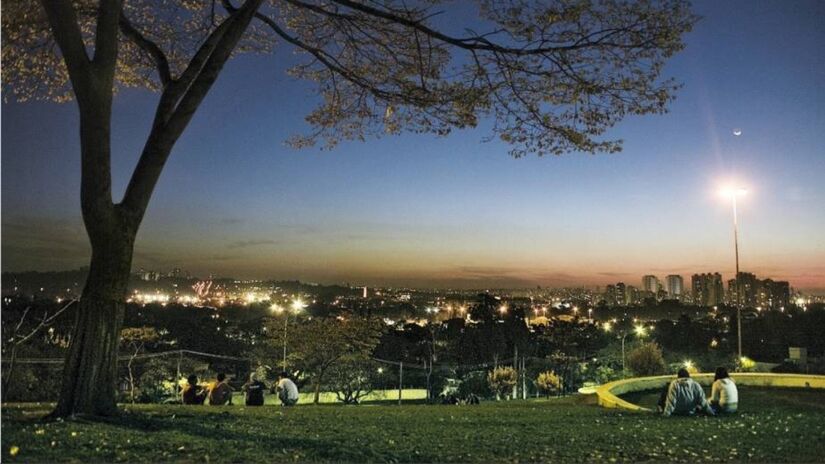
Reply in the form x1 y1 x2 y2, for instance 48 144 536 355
398 362 403 406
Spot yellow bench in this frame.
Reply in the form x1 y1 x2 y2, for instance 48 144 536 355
595 373 825 412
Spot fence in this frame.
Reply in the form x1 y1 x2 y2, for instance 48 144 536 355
2 350 593 404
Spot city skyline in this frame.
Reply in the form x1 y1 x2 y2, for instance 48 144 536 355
3 0 824 291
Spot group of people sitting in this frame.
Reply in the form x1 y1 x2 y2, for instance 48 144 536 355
658 366 738 416
181 371 299 407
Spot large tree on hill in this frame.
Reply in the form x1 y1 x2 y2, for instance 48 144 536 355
1 0 696 416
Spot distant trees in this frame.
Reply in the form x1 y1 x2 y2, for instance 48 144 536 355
267 316 384 404
627 342 667 376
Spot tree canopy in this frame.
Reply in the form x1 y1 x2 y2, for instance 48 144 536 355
3 0 697 157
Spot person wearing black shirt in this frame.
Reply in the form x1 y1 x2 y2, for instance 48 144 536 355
242 372 267 406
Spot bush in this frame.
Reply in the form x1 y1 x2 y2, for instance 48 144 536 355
588 364 620 385
487 366 517 400
456 371 492 399
626 342 667 376
536 370 562 397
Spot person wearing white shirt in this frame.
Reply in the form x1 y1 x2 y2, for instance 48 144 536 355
275 372 299 406
710 366 738 414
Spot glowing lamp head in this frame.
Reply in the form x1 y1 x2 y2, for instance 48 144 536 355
634 324 647 336
720 187 748 198
291 298 307 312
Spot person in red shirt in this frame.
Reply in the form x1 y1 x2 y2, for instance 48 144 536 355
181 374 206 405
208 373 234 405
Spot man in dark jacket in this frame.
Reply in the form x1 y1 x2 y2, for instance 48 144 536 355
242 372 267 406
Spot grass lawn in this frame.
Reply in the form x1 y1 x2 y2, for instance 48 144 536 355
2 387 825 463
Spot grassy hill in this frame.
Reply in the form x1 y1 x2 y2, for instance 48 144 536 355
3 387 824 462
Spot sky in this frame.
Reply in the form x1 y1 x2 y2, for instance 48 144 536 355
2 1 824 291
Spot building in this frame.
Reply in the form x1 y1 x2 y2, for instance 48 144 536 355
627 285 642 305
691 273 724 307
642 275 659 294
758 279 790 310
604 282 629 306
732 272 759 307
665 274 684 300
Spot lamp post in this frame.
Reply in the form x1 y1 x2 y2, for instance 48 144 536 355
722 187 747 359
271 298 306 370
606 323 646 377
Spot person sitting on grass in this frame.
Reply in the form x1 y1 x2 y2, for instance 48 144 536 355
208 373 234 406
274 371 299 406
182 374 206 405
710 366 738 414
662 368 714 417
242 372 267 406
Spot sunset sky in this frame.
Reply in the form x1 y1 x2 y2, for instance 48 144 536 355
2 0 824 291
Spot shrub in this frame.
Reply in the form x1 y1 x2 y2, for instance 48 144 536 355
457 371 492 399
738 356 757 372
589 365 619 385
487 366 517 400
536 370 562 397
626 342 667 376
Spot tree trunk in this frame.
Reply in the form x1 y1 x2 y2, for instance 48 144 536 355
313 378 322 404
50 233 135 417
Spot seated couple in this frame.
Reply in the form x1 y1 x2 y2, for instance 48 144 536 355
659 367 738 417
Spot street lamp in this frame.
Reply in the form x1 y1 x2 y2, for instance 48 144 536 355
721 187 747 359
271 299 306 370
607 323 647 378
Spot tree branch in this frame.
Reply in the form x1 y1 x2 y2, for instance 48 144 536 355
119 0 264 224
118 12 172 87
327 0 651 56
38 0 92 98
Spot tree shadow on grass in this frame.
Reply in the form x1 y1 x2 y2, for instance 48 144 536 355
64 409 420 462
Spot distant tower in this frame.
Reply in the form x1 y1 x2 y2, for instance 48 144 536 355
665 275 684 300
642 275 658 293
363 286 368 298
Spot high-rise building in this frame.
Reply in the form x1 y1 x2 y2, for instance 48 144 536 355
692 273 724 307
734 272 759 307
604 283 629 306
757 279 790 310
666 275 684 299
642 275 659 294
616 282 627 306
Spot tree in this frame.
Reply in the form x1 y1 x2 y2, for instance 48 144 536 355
626 342 667 377
2 0 696 416
536 370 562 397
269 316 383 404
1 300 77 396
119 326 159 403
327 359 378 404
487 366 517 400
